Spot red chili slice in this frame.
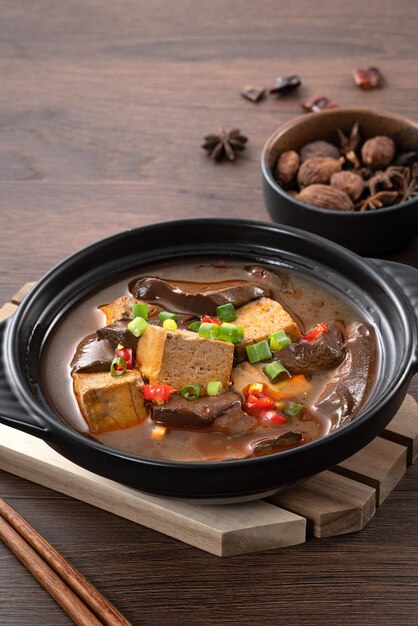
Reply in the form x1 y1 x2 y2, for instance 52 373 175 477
142 384 178 404
302 322 329 342
201 316 222 325
115 347 133 370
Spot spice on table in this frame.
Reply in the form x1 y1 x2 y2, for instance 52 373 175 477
300 96 339 113
241 85 266 102
352 67 384 89
270 75 301 96
202 127 248 162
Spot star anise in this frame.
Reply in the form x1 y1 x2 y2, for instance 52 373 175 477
202 127 248 162
337 123 361 168
355 190 398 212
397 166 418 203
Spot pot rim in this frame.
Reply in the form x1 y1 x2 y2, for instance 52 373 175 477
261 106 418 216
4 218 417 471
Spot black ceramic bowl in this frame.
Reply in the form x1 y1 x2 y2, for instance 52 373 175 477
1 219 417 501
261 108 418 256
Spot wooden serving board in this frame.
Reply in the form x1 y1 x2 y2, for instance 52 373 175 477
0 284 417 557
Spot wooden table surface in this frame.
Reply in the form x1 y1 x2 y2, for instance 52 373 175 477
1 1 418 624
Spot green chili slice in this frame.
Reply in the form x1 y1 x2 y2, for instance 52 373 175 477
216 303 237 322
269 330 291 351
110 356 127 377
127 316 149 337
132 303 148 320
207 381 223 396
179 384 201 401
262 360 291 382
246 340 272 364
284 401 305 417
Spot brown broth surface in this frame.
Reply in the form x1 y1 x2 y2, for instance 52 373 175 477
42 259 369 462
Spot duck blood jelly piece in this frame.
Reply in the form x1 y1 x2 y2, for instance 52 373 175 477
352 67 384 89
300 95 339 113
270 75 301 96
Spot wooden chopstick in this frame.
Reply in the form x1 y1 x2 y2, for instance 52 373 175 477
0 498 133 626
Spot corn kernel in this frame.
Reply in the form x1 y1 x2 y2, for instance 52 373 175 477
248 382 264 394
163 319 178 331
151 425 167 440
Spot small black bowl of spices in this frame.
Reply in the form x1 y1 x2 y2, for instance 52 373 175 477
261 108 418 255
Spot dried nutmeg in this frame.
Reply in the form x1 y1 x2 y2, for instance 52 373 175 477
297 184 354 211
300 140 340 162
297 156 343 188
330 171 364 202
361 136 395 170
276 150 300 187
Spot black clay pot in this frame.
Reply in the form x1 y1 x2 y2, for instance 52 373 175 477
1 219 418 500
261 108 418 255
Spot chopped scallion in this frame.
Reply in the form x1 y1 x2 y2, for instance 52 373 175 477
269 330 291 351
132 303 148 320
199 322 219 339
218 323 244 343
179 384 201 400
207 381 223 396
189 321 201 333
262 360 291 382
216 303 237 322
127 316 148 337
284 401 305 417
159 311 177 323
246 340 272 364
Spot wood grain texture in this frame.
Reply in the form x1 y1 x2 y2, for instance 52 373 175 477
332 437 407 505
269 470 376 538
382 394 418 464
1 0 418 624
0 424 307 557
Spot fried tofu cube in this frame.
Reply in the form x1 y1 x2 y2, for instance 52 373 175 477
98 296 161 324
73 370 147 434
136 325 234 389
235 297 301 355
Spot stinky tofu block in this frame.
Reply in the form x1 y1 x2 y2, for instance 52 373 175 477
136 324 234 389
73 370 147 434
235 297 301 354
98 295 161 325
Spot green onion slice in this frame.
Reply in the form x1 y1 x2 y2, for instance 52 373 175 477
218 323 244 343
127 316 149 337
216 303 237 322
262 360 291 383
246 340 272 364
110 356 127 377
179 384 201 401
284 401 305 417
132 303 148 320
198 322 219 339
207 381 223 396
269 330 291 351
189 321 201 333
159 311 177 323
